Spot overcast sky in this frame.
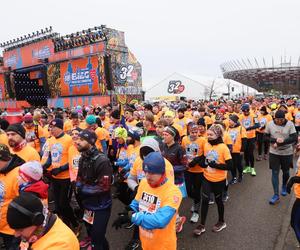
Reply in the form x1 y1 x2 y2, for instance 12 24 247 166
1 0 300 89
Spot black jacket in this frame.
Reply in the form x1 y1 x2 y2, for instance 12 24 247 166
77 146 113 211
0 154 25 175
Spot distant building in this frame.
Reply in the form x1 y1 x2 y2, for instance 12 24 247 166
221 57 300 94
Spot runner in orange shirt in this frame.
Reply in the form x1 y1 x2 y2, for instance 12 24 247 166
113 152 182 250
194 124 233 236
227 114 247 183
7 193 79 250
182 122 206 223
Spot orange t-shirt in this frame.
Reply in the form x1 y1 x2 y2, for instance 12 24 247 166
257 114 273 133
181 136 206 173
11 145 40 162
95 127 109 152
135 178 182 250
174 117 188 135
43 134 72 179
204 142 232 182
294 158 300 199
172 123 184 137
223 131 233 147
0 132 8 146
68 145 81 182
130 157 174 184
30 217 80 250
227 126 247 153
0 167 19 235
239 114 258 139
294 109 300 126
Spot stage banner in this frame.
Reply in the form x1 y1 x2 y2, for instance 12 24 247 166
60 56 101 96
3 39 105 70
3 40 53 70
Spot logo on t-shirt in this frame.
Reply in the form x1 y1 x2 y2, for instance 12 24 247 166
229 130 238 144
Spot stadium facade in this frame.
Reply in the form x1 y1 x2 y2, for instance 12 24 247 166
220 57 300 94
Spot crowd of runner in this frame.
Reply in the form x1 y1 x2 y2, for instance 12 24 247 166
0 96 300 249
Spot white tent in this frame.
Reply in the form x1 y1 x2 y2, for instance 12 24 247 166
145 72 258 100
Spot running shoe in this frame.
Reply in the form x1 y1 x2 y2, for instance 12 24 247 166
256 155 262 161
243 166 251 174
190 212 199 223
209 199 215 205
193 224 206 236
251 168 256 176
176 216 186 233
281 186 287 196
264 154 268 160
238 175 243 183
229 177 237 185
222 194 229 203
269 194 280 205
125 239 140 250
212 221 227 232
190 205 195 213
80 236 91 248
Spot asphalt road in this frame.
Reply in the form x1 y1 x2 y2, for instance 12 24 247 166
106 158 294 250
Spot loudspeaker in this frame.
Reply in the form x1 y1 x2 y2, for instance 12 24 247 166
4 72 14 98
104 55 114 90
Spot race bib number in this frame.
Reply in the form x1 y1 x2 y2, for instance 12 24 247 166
83 210 95 224
139 192 160 213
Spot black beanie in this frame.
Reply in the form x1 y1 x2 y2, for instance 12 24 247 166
275 110 286 119
7 192 44 229
49 118 64 130
260 106 267 113
111 109 120 120
229 114 239 124
197 118 206 127
79 129 97 145
6 123 26 139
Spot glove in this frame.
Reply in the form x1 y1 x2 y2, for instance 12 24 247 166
287 177 295 194
51 167 62 176
131 185 138 200
112 211 132 230
115 159 129 167
120 167 129 178
188 159 197 168
208 160 218 168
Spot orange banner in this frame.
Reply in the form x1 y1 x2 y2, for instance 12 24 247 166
3 40 53 69
3 40 105 70
60 56 101 96
0 74 5 99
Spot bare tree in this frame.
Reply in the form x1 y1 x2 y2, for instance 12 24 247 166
204 87 210 100
208 79 216 100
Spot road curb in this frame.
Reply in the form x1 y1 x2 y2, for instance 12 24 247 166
274 194 295 250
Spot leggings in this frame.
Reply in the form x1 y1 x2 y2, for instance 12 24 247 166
52 178 78 228
201 177 226 225
230 153 243 178
85 208 111 250
291 198 300 244
256 132 269 155
185 171 203 212
244 138 255 168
